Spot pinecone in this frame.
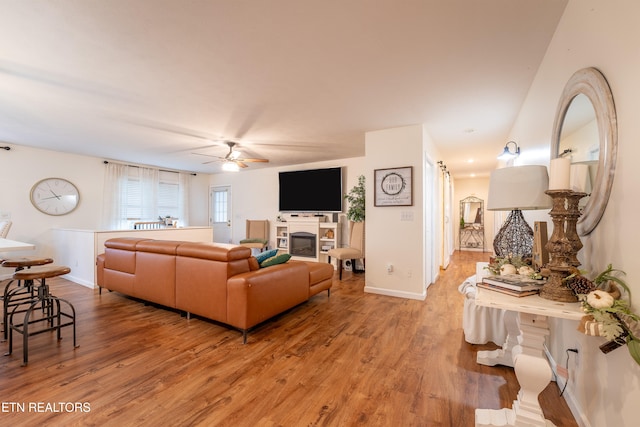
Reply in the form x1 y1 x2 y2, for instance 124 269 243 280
567 274 596 295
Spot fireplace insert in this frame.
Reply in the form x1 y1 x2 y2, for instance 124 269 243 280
290 232 316 258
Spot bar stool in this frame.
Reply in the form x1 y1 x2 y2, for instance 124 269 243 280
2 257 54 340
5 265 78 366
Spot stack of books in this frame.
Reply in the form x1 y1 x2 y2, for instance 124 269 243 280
478 274 546 297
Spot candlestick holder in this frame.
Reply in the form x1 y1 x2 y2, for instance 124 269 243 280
540 189 587 302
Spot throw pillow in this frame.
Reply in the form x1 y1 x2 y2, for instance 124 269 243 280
255 248 278 264
260 253 291 268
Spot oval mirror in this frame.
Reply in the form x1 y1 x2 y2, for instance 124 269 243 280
551 67 617 235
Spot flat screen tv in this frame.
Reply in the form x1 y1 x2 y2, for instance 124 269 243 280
278 167 343 212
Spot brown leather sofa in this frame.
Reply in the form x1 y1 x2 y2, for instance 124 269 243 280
96 237 333 342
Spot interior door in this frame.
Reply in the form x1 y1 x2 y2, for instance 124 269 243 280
210 185 232 243
441 171 453 269
423 155 434 290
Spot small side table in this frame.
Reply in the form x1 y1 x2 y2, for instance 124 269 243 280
474 287 583 427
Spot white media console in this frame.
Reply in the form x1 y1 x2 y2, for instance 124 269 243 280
274 215 340 265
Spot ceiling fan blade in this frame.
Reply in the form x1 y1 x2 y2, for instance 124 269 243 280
236 161 249 168
191 152 225 160
224 105 264 140
240 158 269 163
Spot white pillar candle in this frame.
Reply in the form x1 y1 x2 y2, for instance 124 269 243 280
570 164 591 193
549 157 571 190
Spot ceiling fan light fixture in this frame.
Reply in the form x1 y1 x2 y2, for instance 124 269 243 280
230 149 242 160
222 162 240 172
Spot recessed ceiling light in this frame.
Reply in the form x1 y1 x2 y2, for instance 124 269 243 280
467 159 474 163
470 173 476 178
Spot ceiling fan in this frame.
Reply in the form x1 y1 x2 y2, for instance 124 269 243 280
192 141 269 171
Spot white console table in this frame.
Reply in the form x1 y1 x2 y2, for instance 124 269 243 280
0 238 35 252
474 287 582 427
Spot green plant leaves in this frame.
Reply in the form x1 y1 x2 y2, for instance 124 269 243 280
627 339 640 366
345 175 365 222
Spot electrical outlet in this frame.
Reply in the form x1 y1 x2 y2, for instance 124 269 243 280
387 264 393 274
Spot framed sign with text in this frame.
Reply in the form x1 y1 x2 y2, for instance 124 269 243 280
374 166 413 206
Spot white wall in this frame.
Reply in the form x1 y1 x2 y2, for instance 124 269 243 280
510 1 640 425
0 143 210 274
208 156 366 249
364 124 438 299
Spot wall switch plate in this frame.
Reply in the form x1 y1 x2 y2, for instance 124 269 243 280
400 211 414 221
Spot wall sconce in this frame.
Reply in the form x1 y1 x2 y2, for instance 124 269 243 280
497 141 520 160
437 161 450 177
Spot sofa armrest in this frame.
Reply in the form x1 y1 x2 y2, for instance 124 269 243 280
226 262 309 330
96 253 105 287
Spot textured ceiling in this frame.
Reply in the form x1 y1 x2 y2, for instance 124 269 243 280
0 0 567 175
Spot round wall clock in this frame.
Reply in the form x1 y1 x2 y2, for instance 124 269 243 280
30 178 80 216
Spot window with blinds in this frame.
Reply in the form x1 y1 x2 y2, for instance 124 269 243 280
212 189 228 223
125 169 180 223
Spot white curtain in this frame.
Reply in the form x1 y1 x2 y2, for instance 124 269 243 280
102 162 190 230
178 172 190 227
139 167 160 222
102 162 129 230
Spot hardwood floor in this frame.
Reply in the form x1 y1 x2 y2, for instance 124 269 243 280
0 251 577 426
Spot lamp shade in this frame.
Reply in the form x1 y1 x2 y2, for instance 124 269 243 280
487 165 552 211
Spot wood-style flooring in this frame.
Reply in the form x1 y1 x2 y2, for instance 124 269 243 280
0 251 577 426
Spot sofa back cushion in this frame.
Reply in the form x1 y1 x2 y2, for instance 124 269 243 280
103 237 148 274
175 256 229 321
174 242 253 321
134 241 181 307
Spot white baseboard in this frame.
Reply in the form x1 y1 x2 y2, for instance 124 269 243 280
543 344 591 427
61 274 95 289
364 285 426 301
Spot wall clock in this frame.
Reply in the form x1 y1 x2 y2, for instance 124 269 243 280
30 178 80 216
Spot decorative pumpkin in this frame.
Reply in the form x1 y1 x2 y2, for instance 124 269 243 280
518 266 534 277
586 290 615 309
500 264 517 275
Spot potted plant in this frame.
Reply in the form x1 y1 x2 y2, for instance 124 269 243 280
345 175 365 222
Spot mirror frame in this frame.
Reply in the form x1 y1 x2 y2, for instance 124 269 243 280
551 67 617 236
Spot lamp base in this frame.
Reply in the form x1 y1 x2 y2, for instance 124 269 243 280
493 209 533 259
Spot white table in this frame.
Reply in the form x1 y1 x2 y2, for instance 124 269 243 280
474 287 583 427
0 238 35 252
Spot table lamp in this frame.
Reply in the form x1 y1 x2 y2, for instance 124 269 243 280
487 165 552 258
